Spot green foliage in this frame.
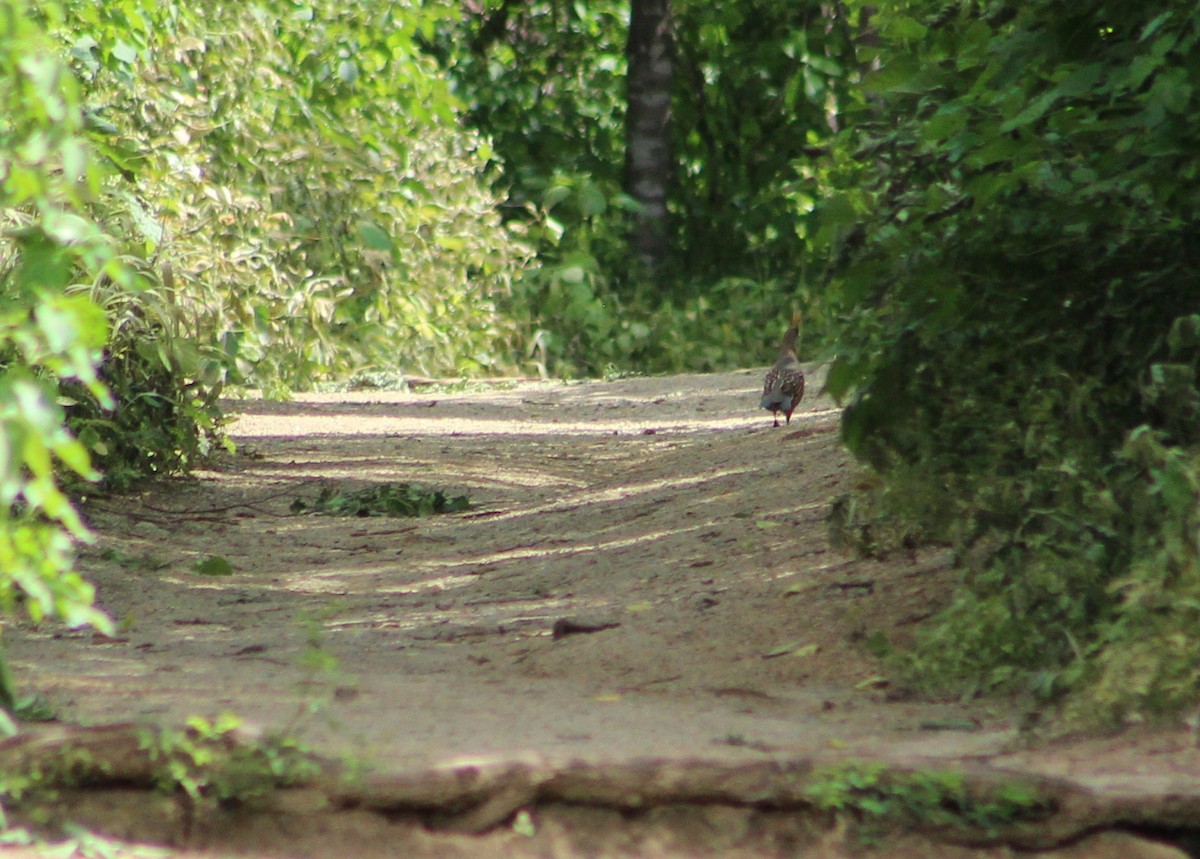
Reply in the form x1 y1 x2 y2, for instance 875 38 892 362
192 555 234 577
0 744 97 829
1079 425 1200 722
0 0 116 640
805 762 1051 838
0 717 315 846
511 212 815 375
671 0 854 280
0 826 171 858
61 0 530 394
290 482 470 518
62 271 228 490
819 0 1200 719
431 1 628 226
443 0 853 282
436 0 850 376
141 713 320 807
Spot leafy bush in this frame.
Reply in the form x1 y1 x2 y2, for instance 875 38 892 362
53 264 228 490
62 0 531 394
0 0 117 649
819 0 1200 721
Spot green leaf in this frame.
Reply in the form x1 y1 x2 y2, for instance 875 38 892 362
52 437 95 480
824 355 865 402
1167 316 1200 357
557 266 587 284
577 184 607 216
886 16 928 41
1127 54 1162 91
435 235 467 251
923 105 966 143
866 55 925 94
512 810 536 837
110 40 139 64
122 192 164 246
1056 63 1104 98
1140 11 1173 42
543 186 571 210
357 222 394 252
804 54 842 76
1147 67 1192 115
762 641 818 659
1000 90 1059 132
1000 65 1102 134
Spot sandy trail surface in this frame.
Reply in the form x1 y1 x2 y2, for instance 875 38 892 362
4 371 1198 857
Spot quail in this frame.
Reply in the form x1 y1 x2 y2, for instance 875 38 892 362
760 314 805 427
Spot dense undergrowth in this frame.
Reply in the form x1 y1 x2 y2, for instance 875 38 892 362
821 0 1200 724
432 0 848 376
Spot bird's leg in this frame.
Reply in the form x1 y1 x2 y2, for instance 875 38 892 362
773 415 780 427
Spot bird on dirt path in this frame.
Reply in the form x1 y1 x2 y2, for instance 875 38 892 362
761 313 805 427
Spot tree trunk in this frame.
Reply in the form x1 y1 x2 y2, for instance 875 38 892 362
624 0 673 275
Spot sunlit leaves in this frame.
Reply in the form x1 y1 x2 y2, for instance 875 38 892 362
52 0 529 390
0 0 124 642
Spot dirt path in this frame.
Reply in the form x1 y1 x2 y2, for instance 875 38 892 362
4 371 1199 857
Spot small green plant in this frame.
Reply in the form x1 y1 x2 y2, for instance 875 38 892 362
140 713 321 808
0 718 317 847
192 555 234 577
0 769 172 857
61 274 231 492
12 696 57 724
286 606 351 732
601 364 645 382
290 482 470 518
415 378 521 395
0 768 47 829
0 743 110 834
805 762 1051 839
30 825 171 858
294 607 345 681
95 548 169 572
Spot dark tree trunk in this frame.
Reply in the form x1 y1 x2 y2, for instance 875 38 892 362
624 0 673 275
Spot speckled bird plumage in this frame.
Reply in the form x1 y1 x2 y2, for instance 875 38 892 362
761 317 805 427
